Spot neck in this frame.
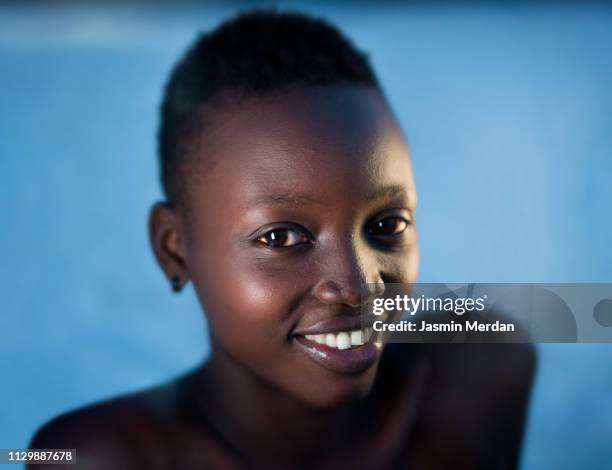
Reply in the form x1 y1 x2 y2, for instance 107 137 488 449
190 341 372 466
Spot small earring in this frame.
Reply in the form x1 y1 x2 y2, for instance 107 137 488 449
171 276 182 293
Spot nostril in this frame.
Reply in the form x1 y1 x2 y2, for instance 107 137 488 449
313 278 365 307
313 279 344 305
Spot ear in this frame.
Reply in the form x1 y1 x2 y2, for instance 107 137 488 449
149 202 188 291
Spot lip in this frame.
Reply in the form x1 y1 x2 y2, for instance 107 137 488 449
293 316 372 336
293 313 388 337
293 335 381 375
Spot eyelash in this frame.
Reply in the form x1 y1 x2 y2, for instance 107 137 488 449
255 213 412 249
256 227 311 248
367 214 412 239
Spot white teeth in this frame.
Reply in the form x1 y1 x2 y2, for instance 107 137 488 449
336 332 350 350
325 333 337 348
302 330 369 350
350 330 364 346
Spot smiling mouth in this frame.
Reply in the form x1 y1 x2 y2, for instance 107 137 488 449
293 328 380 374
301 328 373 350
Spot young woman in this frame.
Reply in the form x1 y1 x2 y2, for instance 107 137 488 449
30 11 535 469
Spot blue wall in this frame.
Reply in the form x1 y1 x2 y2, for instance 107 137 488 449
1 3 611 468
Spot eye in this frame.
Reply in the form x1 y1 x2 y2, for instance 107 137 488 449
367 215 411 237
256 228 310 248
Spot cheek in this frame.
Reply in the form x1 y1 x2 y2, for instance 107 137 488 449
403 238 419 282
190 249 312 349
381 236 419 284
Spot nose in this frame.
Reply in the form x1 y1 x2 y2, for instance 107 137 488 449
312 239 385 308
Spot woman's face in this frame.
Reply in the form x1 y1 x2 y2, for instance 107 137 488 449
181 84 418 407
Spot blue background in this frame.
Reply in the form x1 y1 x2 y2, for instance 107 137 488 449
1 2 611 468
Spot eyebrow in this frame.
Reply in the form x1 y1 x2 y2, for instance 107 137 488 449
253 184 413 208
254 193 322 207
365 184 410 201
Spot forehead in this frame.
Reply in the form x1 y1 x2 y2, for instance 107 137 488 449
191 84 415 211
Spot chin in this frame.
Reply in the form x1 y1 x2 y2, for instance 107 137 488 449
291 366 379 409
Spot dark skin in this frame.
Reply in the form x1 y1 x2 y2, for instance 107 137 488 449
29 84 536 469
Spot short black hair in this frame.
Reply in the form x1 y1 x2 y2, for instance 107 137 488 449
158 9 380 206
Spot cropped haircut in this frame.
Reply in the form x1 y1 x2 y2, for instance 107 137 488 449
158 9 380 207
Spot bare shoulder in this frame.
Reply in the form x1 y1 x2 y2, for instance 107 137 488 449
383 343 537 468
28 372 200 470
385 342 536 388
424 342 537 389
